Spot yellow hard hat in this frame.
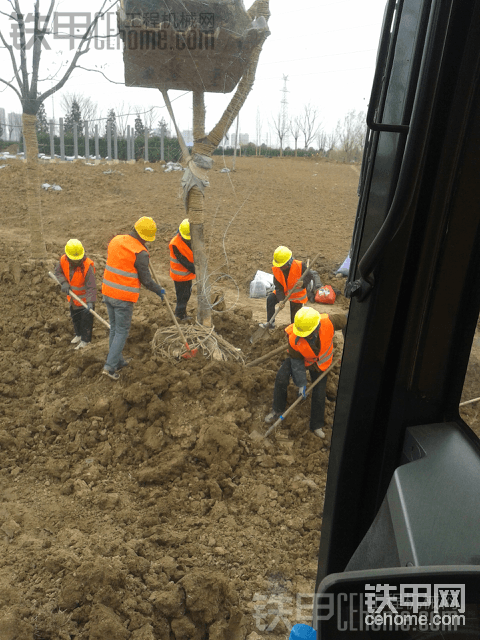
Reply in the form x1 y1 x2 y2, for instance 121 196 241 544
272 246 292 268
135 216 157 242
65 239 84 261
293 307 321 337
179 218 191 240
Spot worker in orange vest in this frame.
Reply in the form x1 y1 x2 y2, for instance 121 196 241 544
265 307 347 438
102 216 165 380
54 239 96 350
169 218 195 321
259 246 312 329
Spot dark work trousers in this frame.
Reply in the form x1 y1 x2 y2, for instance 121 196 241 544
174 280 193 319
70 304 93 343
272 358 328 431
266 291 303 324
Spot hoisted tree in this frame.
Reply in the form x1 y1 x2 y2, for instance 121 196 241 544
118 0 270 327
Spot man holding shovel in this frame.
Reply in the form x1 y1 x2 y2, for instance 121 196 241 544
101 216 165 381
259 246 312 329
54 239 96 351
169 218 195 322
264 307 347 438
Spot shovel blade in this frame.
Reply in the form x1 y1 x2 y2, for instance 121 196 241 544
250 326 269 344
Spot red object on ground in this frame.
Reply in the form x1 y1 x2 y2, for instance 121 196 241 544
315 285 336 304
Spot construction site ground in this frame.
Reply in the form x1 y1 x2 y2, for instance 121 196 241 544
0 155 478 640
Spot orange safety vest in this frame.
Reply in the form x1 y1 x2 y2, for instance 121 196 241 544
285 314 334 371
102 235 145 303
272 259 308 304
169 234 195 282
60 255 95 307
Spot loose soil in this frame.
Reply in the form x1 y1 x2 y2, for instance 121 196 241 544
0 156 477 640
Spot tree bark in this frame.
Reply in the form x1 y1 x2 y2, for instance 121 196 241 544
190 91 211 326
22 112 46 257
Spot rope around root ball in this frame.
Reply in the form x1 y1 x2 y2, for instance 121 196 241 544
151 323 245 363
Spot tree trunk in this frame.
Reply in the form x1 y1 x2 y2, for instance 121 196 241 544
190 92 212 326
22 113 46 257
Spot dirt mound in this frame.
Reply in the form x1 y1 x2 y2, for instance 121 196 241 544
0 249 341 639
3 157 476 639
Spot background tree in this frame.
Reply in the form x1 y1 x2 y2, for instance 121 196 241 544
271 110 288 157
64 99 84 135
255 107 262 156
290 115 302 157
115 102 131 138
0 0 113 257
142 106 157 132
325 130 338 157
60 93 99 128
335 109 366 162
134 114 145 137
36 101 48 134
299 104 320 150
105 108 117 136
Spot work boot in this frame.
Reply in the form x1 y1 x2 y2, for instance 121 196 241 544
102 369 120 381
265 410 281 424
71 335 82 344
311 428 326 439
74 340 88 350
180 316 193 323
116 357 132 371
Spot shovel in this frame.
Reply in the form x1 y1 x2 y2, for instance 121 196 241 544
48 271 110 329
264 358 340 438
249 250 322 344
149 263 198 359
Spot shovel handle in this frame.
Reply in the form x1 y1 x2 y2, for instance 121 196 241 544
148 263 192 352
48 271 110 329
264 358 340 438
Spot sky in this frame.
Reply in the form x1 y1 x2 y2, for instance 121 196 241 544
0 0 387 144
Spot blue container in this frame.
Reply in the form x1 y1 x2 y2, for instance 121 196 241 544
289 623 316 640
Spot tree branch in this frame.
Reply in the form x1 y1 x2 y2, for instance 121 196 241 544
75 65 125 84
0 25 23 93
37 0 116 104
0 75 23 100
13 0 30 95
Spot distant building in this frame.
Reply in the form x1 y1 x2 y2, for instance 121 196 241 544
239 133 249 145
7 112 22 142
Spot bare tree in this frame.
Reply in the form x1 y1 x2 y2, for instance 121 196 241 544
0 0 115 256
290 115 302 157
255 107 262 156
316 129 327 156
61 93 99 126
271 110 288 156
325 130 337 157
115 102 133 138
299 104 320 151
142 106 158 133
335 109 366 162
